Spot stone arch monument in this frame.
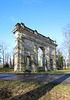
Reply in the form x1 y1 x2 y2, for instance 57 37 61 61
12 23 57 71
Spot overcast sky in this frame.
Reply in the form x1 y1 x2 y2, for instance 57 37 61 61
0 0 70 52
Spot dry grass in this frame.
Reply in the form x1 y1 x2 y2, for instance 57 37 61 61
0 80 70 100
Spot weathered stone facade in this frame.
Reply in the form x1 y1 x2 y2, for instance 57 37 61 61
12 23 57 72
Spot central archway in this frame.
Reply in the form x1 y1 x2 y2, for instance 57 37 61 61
38 47 44 71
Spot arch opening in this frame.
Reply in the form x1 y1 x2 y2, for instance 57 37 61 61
38 47 44 71
25 56 31 71
50 59 53 70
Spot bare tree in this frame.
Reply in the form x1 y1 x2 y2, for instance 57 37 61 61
10 56 12 68
0 41 14 68
62 24 70 68
10 48 15 68
0 42 8 67
0 44 5 67
0 45 2 64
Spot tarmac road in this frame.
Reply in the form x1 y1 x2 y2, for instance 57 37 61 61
0 73 70 84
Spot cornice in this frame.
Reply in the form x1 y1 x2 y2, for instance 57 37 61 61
12 23 58 47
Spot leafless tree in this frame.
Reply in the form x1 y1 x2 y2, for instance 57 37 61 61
0 41 14 68
10 48 15 68
0 42 8 67
61 24 70 68
0 43 6 67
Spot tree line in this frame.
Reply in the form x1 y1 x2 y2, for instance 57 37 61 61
56 23 70 70
0 42 14 68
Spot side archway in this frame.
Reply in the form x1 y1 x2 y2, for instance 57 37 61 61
25 56 31 71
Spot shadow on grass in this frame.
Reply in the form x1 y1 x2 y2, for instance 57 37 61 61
11 74 70 100
0 87 12 99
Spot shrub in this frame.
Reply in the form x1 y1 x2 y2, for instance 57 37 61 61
4 63 9 68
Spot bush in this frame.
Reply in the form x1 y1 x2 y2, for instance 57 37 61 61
4 63 9 68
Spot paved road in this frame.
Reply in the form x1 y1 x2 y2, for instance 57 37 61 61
0 73 70 84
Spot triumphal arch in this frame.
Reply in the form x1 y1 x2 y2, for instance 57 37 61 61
12 23 57 72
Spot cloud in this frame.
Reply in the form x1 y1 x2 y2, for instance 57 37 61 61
10 16 22 24
11 16 16 23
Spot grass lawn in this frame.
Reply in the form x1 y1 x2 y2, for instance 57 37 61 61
0 68 14 72
0 68 70 74
0 80 70 100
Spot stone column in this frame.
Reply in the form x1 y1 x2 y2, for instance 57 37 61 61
43 49 46 71
31 55 35 71
34 46 38 71
53 48 56 70
46 46 50 70
34 55 38 71
14 31 25 71
19 34 25 71
14 31 20 71
32 44 38 71
31 45 38 72
44 48 48 71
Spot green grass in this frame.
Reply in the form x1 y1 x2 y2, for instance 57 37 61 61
0 68 14 72
37 70 70 74
0 68 70 74
0 80 70 100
